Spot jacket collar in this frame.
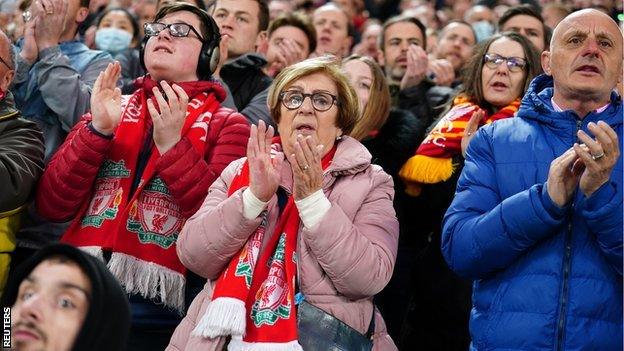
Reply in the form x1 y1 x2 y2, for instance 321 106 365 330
518 74 622 131
0 91 19 120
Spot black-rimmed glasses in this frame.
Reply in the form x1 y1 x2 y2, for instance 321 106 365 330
483 54 526 72
279 90 339 112
143 22 204 41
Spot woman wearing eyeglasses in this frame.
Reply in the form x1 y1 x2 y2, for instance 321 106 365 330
166 56 399 351
34 3 250 350
397 32 541 351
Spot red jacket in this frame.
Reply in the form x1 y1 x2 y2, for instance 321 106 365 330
37 107 250 222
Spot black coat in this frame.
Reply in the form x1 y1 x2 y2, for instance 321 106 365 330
221 53 272 111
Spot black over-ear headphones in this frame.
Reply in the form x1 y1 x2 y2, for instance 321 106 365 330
139 6 221 80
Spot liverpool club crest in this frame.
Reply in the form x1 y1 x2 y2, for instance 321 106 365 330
250 233 291 326
126 177 183 249
81 160 130 228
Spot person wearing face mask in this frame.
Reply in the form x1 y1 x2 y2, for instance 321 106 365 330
94 7 147 94
463 5 496 43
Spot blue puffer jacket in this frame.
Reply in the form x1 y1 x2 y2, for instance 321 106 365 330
442 74 623 351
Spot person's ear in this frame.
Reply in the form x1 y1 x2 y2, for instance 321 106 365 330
76 7 89 24
377 49 385 67
541 50 552 75
255 30 268 54
0 69 15 92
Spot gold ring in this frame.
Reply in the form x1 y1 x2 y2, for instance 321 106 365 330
591 152 605 160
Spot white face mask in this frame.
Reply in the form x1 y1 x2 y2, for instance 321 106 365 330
95 27 133 54
472 21 494 43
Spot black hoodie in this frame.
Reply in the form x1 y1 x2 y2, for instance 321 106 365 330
2 244 131 351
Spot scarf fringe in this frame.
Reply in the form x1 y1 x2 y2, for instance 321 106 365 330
108 252 185 313
78 246 105 261
228 337 303 351
399 154 454 185
192 297 246 338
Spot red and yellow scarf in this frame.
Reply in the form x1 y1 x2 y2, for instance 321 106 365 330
61 76 225 312
399 95 519 196
193 140 336 350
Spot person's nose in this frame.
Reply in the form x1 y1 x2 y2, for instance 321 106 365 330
156 27 172 41
221 14 235 30
582 37 600 58
298 95 315 114
18 295 45 323
495 61 510 75
400 40 410 52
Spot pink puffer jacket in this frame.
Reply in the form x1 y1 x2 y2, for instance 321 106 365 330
167 137 399 351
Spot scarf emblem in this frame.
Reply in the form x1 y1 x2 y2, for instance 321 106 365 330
250 233 292 327
126 177 183 249
81 160 131 228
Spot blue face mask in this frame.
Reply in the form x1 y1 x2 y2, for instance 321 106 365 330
472 21 495 43
95 27 133 54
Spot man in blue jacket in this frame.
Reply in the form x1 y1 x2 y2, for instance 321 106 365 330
442 9 622 351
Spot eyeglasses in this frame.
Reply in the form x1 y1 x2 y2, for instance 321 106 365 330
483 54 527 72
279 90 339 112
143 22 204 41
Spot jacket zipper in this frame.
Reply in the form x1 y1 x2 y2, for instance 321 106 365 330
555 118 583 351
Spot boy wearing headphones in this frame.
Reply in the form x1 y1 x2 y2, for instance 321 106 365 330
34 3 250 350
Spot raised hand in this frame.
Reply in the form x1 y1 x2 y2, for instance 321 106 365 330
33 0 68 51
20 16 38 64
461 109 485 157
287 134 324 200
546 147 584 208
248 120 283 202
212 34 229 80
90 62 122 136
271 38 303 76
574 121 620 197
147 81 189 154
427 58 455 87
399 44 428 91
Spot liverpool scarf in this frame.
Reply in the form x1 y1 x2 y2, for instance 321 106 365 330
399 95 519 195
61 76 225 312
193 140 336 350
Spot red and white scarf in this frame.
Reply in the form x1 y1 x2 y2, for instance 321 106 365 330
61 76 225 312
399 95 519 195
193 140 336 350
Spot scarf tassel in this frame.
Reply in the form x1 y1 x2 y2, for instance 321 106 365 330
228 337 303 351
107 252 185 314
192 297 246 338
399 154 455 185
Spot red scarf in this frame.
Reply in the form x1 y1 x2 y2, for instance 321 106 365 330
399 96 519 195
193 140 336 350
61 76 225 312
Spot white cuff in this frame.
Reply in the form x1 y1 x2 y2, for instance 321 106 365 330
295 189 331 229
242 188 269 219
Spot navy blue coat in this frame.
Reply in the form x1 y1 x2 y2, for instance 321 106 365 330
442 74 623 350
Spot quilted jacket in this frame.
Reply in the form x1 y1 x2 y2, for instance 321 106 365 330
166 136 399 350
442 74 623 350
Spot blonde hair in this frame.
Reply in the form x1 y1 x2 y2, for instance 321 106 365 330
267 56 360 135
343 55 391 141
